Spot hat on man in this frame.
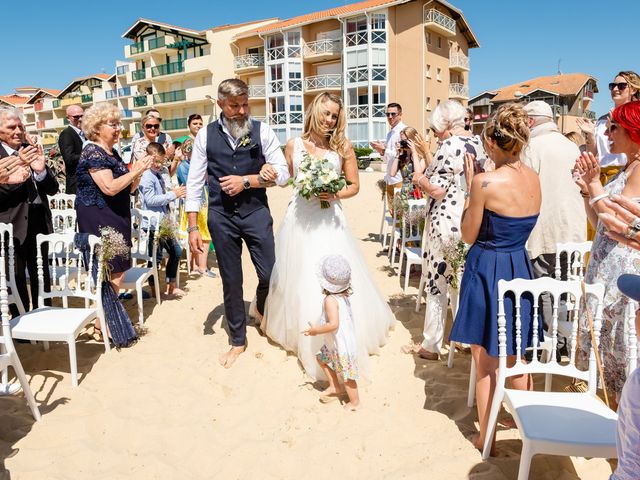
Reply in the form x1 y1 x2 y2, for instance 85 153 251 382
523 100 554 119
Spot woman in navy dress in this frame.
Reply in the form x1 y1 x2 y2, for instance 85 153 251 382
75 103 151 334
449 103 542 453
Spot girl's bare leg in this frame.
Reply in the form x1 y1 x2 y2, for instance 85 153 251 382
343 379 360 411
316 357 342 395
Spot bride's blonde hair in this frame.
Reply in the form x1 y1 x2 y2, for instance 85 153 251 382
302 92 350 158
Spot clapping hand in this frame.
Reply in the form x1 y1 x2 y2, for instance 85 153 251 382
302 322 318 336
463 152 477 192
600 195 640 249
573 151 600 191
0 155 26 184
133 155 153 176
575 118 596 137
18 136 46 173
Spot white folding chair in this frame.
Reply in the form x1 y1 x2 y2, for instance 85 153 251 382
9 233 110 387
122 208 161 326
554 241 592 281
48 193 75 210
50 209 77 234
482 278 616 479
0 249 41 420
623 299 638 376
381 187 401 250
396 199 426 280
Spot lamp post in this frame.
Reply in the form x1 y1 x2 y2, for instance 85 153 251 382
205 95 217 124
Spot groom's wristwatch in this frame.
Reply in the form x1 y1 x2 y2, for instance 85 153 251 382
242 176 251 190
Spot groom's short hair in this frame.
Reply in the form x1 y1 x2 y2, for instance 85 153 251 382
218 79 249 101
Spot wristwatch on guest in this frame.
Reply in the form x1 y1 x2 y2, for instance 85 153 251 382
242 176 251 190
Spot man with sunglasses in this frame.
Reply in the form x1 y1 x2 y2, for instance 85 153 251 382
57 105 85 193
370 102 406 214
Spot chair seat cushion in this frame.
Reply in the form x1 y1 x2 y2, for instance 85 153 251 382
505 389 617 448
11 307 97 341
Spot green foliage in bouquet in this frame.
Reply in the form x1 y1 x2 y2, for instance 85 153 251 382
376 179 387 199
441 238 469 291
155 216 176 244
99 227 130 280
289 151 351 208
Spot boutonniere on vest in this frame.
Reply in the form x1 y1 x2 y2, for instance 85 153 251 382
238 134 253 148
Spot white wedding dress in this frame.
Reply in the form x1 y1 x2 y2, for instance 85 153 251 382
262 137 395 381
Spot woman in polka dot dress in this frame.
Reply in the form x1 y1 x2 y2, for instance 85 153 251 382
411 100 488 360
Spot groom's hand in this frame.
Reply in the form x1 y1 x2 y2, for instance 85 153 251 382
219 175 243 197
188 230 204 255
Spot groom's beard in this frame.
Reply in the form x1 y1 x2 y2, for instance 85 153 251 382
223 115 252 140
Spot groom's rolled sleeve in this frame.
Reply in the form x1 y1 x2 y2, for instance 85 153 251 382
185 128 208 212
260 123 290 186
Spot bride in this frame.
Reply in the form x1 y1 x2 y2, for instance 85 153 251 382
260 92 395 381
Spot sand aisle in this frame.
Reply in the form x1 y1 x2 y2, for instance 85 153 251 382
1 172 613 479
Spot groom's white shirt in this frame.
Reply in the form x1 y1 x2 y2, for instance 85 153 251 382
185 118 290 212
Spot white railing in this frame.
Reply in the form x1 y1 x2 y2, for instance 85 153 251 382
347 105 369 119
345 31 368 47
449 83 469 98
304 74 342 91
304 39 342 57
267 47 285 61
372 104 386 117
269 80 284 94
233 54 264 70
424 9 456 35
248 85 266 97
269 113 287 125
347 68 368 84
449 54 469 70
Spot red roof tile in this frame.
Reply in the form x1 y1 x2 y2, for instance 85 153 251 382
491 73 597 102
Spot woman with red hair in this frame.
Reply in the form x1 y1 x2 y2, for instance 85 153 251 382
573 100 640 399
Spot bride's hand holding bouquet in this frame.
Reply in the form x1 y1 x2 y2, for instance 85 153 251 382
290 151 351 208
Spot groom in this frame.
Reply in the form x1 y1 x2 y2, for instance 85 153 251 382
186 79 289 368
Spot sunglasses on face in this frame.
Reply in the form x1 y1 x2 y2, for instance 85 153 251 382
385 112 398 118
609 82 628 91
145 124 160 130
69 115 83 120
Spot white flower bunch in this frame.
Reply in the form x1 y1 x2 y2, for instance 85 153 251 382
290 151 350 208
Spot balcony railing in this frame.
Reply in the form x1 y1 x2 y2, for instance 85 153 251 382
129 41 145 55
163 118 189 131
267 47 285 61
116 64 129 76
345 31 367 47
269 80 285 94
117 87 132 97
233 54 264 70
52 100 61 108
248 85 266 97
449 53 470 71
148 37 166 50
120 109 133 118
133 95 148 108
424 8 456 36
304 39 342 57
347 105 369 119
585 110 597 120
81 94 93 104
105 89 117 99
153 90 186 104
304 74 342 91
269 113 287 125
449 83 469 99
132 69 146 81
151 61 183 77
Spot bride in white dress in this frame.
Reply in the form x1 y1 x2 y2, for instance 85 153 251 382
261 92 395 381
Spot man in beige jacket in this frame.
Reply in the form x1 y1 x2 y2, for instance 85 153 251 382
522 101 586 328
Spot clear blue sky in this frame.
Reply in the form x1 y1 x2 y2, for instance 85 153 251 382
4 0 638 116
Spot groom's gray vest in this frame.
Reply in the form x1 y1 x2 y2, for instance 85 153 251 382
206 119 268 218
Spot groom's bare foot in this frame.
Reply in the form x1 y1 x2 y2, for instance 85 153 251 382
219 346 246 369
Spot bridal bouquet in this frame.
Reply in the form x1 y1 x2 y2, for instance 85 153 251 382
290 152 350 208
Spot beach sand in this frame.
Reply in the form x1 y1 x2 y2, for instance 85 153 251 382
0 172 614 479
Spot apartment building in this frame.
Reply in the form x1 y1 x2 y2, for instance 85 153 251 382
469 73 599 135
121 17 277 137
232 0 478 146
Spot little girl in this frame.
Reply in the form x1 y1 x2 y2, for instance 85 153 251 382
303 254 360 411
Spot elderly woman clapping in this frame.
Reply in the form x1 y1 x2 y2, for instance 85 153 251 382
75 103 151 338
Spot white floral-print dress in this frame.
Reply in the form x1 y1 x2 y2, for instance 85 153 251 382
317 295 359 381
578 170 640 394
423 135 488 295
